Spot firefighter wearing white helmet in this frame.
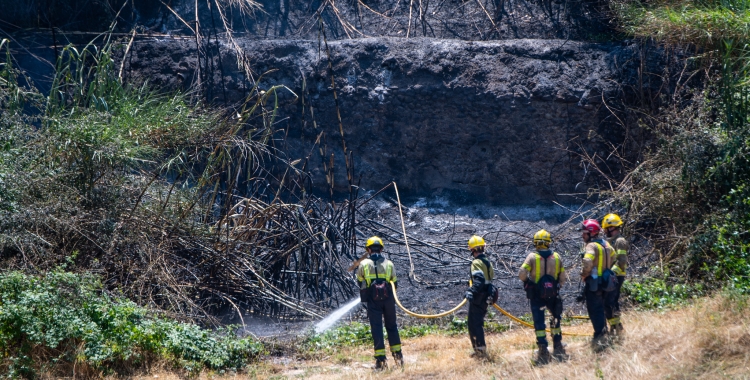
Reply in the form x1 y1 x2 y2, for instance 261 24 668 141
465 235 497 358
602 213 628 341
519 229 569 364
356 236 403 370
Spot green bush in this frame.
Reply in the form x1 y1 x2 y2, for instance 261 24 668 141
622 276 703 309
0 271 263 377
303 322 372 353
607 1 750 294
706 185 750 291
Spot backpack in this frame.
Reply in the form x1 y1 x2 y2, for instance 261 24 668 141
535 253 559 300
370 261 389 301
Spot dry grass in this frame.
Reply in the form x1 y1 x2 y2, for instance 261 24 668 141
132 294 750 380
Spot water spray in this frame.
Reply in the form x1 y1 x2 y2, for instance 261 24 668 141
312 297 361 334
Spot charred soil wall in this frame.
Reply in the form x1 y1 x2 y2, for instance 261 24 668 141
3 0 673 204
119 36 658 204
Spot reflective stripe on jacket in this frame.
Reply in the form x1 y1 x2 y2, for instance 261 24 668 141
519 251 568 285
469 254 494 293
607 236 629 276
356 254 397 288
581 240 614 278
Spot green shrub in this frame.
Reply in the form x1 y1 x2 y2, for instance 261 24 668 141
303 322 372 353
607 1 750 294
622 276 704 309
706 185 750 291
0 271 263 376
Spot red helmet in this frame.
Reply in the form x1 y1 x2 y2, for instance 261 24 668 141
580 219 601 235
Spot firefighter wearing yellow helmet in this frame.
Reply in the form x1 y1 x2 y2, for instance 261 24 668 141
465 235 497 358
356 236 402 370
519 229 569 364
602 213 628 341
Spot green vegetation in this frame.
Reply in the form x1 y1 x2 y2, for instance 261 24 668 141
0 271 262 377
0 33 296 376
0 32 304 321
606 0 750 300
614 0 750 46
303 316 511 354
622 276 704 309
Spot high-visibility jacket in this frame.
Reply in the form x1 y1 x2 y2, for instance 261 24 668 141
518 250 568 285
356 254 397 289
581 239 614 278
469 254 494 293
607 235 629 276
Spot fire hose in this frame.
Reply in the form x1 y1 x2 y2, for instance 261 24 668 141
390 281 592 337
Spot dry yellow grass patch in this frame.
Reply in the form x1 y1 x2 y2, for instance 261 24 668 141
135 295 750 380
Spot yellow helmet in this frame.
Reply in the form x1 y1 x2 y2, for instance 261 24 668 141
365 236 384 249
533 229 552 248
468 235 486 250
602 213 624 229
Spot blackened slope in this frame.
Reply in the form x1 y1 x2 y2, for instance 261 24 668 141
123 37 647 204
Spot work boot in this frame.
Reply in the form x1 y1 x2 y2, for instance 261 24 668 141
534 344 551 365
374 357 387 371
470 346 488 359
553 341 569 361
392 351 404 368
591 332 611 353
611 323 625 343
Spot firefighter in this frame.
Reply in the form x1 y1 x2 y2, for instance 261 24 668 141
579 219 615 352
465 235 497 358
356 236 403 370
519 229 569 364
603 213 628 340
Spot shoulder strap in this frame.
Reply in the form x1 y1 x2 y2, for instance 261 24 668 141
593 242 606 275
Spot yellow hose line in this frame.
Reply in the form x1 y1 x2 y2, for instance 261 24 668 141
391 281 467 318
390 282 592 336
490 304 592 337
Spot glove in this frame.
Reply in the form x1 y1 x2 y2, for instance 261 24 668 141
488 287 499 305
465 291 474 301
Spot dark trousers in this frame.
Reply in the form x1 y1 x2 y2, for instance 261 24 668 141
585 288 608 338
367 297 401 359
530 297 562 346
468 296 488 349
605 276 625 323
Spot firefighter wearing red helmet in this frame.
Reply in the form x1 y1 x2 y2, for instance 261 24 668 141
579 219 616 352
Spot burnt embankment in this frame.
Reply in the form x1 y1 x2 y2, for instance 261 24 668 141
120 36 664 204
2 0 673 205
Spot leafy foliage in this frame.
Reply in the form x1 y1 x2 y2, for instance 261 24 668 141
613 0 750 47
302 316 511 354
0 35 319 321
623 276 704 309
606 0 750 296
0 271 263 377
